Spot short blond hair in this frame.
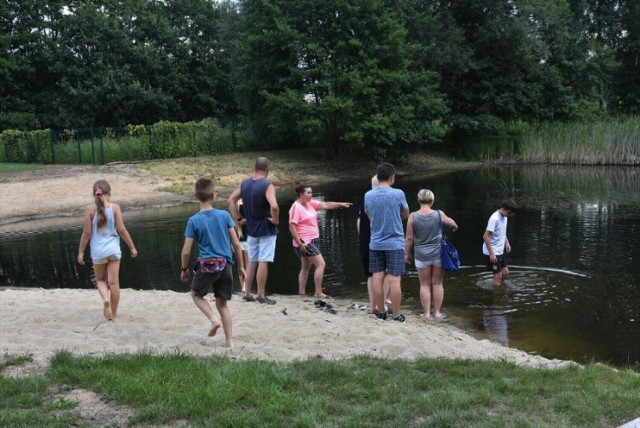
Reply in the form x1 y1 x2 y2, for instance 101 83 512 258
417 189 434 205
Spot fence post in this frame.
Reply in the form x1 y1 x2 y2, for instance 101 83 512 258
148 126 153 160
50 129 56 165
99 128 105 164
90 127 96 165
231 120 237 152
76 129 82 163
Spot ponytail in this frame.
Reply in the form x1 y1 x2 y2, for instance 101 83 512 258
95 194 107 232
92 179 111 232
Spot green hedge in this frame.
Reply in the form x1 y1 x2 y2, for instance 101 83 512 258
0 118 232 165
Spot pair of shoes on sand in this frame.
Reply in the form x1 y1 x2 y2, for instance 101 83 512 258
257 296 276 305
242 294 276 304
374 312 405 322
314 299 333 309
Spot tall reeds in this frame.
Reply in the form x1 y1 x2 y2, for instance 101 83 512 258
522 117 640 165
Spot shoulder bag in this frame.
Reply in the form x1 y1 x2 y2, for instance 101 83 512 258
437 210 460 271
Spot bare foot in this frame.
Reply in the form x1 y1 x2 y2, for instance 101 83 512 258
433 312 442 320
103 301 113 320
420 313 431 321
314 293 328 298
208 320 221 337
224 340 233 348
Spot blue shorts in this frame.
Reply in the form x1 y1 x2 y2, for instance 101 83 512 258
485 254 507 274
369 249 406 276
191 263 233 300
247 234 277 263
92 253 121 264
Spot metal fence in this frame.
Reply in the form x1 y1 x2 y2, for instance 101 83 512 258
0 120 237 165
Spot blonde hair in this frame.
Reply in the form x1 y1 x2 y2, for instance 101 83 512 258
417 189 434 205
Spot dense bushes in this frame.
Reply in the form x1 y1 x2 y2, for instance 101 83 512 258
0 118 230 165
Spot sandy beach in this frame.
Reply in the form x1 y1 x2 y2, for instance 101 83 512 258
0 288 572 373
0 156 571 372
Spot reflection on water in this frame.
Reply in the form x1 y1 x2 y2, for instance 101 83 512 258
481 286 512 347
2 166 640 367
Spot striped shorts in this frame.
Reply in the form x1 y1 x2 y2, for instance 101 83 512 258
293 238 322 258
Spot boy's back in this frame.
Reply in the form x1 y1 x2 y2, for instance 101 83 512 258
186 209 235 262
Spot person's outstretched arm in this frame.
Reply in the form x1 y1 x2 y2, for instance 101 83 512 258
318 201 353 210
440 211 458 232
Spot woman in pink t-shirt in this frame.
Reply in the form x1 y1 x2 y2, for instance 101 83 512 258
288 184 352 297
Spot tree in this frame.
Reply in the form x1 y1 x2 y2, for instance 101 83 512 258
440 0 580 132
236 0 447 160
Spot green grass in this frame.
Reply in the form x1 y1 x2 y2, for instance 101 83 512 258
0 162 47 173
3 352 640 427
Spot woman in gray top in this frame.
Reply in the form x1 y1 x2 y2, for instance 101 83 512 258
405 189 457 320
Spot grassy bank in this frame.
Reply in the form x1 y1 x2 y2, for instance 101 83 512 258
521 117 640 165
2 352 640 427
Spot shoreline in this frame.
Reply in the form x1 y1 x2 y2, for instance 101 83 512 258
0 154 572 372
0 287 574 373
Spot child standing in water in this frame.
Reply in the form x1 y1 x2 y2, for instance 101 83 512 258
180 178 245 348
77 180 138 320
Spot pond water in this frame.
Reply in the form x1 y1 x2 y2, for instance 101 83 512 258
2 165 640 368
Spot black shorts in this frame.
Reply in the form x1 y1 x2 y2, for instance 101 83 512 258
190 263 233 300
484 254 507 274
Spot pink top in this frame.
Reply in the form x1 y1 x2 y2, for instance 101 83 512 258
289 199 322 247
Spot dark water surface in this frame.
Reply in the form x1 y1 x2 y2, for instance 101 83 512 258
2 166 640 367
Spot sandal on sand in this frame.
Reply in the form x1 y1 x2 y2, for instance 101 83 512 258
393 314 406 323
242 294 256 302
375 312 388 320
256 296 276 305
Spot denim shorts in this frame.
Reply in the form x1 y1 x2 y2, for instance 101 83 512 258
247 234 277 263
92 253 121 264
369 249 406 276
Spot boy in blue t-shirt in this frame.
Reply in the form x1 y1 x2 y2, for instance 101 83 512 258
180 178 245 348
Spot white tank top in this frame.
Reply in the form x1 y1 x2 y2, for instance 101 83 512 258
90 205 121 260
